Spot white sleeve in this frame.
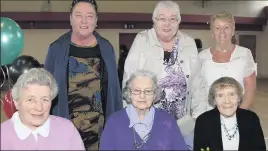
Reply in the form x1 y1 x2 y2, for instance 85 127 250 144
244 48 257 77
189 56 208 118
187 39 207 119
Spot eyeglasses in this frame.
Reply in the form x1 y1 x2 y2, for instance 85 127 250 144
155 17 179 24
130 89 155 95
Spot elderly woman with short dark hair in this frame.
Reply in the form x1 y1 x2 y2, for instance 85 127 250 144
100 70 188 150
44 0 122 149
1 68 85 150
194 77 266 151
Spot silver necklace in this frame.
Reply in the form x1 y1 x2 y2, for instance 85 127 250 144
216 48 228 53
221 122 238 140
132 126 151 149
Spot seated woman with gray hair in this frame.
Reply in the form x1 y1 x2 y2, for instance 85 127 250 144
100 70 188 150
194 77 266 151
1 68 85 150
123 1 207 149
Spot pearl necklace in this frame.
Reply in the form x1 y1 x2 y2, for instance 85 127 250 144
216 48 228 53
215 45 235 53
220 49 227 53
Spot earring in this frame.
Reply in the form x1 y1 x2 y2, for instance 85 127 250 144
238 99 241 105
95 24 97 27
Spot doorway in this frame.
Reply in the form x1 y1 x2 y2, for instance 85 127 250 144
239 35 257 61
119 33 137 51
118 33 137 89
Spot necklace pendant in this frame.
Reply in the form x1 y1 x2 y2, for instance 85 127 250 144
222 122 238 141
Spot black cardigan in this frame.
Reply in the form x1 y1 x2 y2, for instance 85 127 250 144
194 108 266 151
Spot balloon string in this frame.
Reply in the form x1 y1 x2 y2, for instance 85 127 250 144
4 65 14 113
0 98 4 117
0 98 3 107
4 65 11 90
3 65 15 114
10 92 14 113
0 66 6 88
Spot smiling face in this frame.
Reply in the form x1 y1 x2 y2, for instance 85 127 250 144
215 86 239 117
154 7 179 42
70 2 97 38
130 76 155 110
14 84 52 130
211 19 234 46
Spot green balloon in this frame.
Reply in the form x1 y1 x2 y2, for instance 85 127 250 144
1 17 24 65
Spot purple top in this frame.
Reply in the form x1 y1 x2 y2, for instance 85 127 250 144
1 115 85 150
99 108 189 150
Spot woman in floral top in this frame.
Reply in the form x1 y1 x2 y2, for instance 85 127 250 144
122 0 207 149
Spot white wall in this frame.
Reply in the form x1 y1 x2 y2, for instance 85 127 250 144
257 22 268 78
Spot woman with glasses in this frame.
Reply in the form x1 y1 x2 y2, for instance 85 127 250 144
122 0 206 149
99 70 188 150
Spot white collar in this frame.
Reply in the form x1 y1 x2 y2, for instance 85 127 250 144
126 104 155 128
12 111 50 140
220 114 237 127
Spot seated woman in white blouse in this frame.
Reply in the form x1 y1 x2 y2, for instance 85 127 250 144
199 11 256 110
194 77 266 151
1 68 85 150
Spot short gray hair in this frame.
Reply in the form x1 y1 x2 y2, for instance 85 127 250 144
122 70 160 104
152 0 181 24
208 77 243 107
11 68 58 101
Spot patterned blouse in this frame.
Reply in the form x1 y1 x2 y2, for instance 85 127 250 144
155 39 187 120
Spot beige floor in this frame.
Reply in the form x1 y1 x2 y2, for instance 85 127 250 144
251 78 268 146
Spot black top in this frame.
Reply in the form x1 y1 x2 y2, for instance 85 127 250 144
194 108 266 151
164 51 172 62
69 43 101 58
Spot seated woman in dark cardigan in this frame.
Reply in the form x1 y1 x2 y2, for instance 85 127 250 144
99 70 188 150
194 77 266 151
